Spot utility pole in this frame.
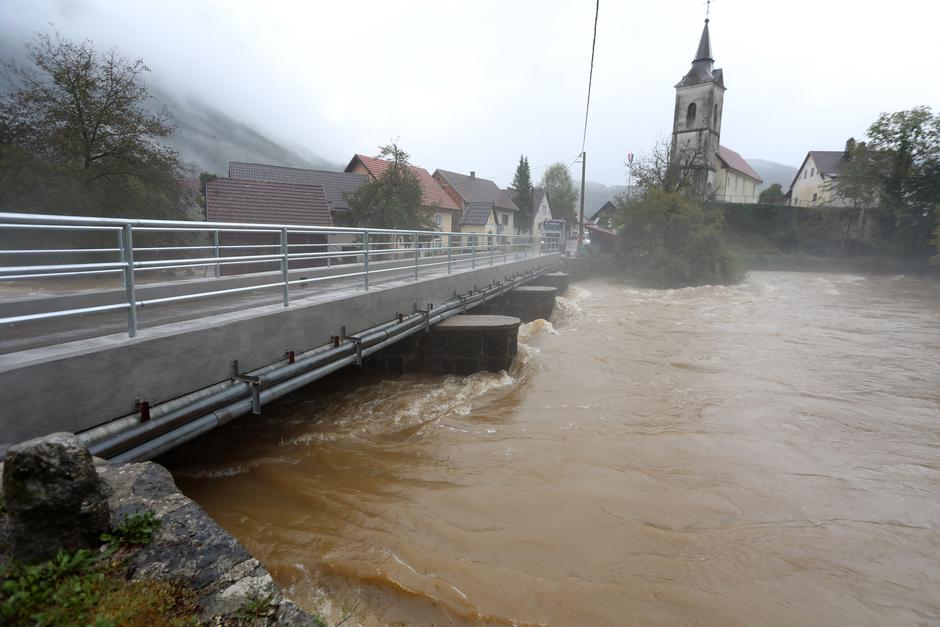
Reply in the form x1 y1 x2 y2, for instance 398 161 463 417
577 151 586 253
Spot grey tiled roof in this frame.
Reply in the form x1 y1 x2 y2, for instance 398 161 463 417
808 151 849 177
458 201 494 226
434 170 519 211
206 178 333 226
228 162 367 212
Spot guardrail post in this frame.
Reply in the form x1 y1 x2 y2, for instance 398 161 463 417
326 233 331 268
121 224 137 337
363 230 370 291
117 229 127 290
490 234 495 266
447 234 453 274
280 228 290 306
213 229 221 277
471 237 476 269
414 231 419 280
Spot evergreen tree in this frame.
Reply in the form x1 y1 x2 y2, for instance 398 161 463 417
511 156 535 233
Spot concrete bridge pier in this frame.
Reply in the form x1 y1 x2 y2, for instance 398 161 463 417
367 315 521 375
473 285 557 322
529 272 569 295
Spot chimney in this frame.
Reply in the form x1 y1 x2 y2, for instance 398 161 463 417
470 171 476 179
844 137 856 157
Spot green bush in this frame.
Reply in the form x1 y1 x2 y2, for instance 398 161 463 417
614 189 742 288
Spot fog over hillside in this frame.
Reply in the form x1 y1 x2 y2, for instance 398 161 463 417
0 36 337 179
148 84 338 177
748 159 798 193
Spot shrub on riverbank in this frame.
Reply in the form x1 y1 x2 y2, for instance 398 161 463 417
0 512 202 626
613 189 743 288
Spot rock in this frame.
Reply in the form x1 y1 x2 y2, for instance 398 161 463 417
98 459 321 625
2 432 110 563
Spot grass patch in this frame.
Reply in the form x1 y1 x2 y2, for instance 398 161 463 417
1 510 200 626
0 549 200 626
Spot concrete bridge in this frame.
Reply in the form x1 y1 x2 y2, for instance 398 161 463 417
0 213 563 459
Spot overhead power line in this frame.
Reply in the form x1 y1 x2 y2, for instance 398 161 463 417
581 0 600 155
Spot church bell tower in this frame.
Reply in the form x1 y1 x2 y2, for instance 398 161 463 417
670 17 725 198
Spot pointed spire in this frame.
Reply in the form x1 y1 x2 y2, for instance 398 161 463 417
675 15 724 89
694 19 713 62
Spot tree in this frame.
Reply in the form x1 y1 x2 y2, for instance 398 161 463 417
510 155 534 233
541 162 578 222
628 138 703 196
758 183 786 205
0 31 189 218
613 188 741 288
832 107 940 254
342 143 435 230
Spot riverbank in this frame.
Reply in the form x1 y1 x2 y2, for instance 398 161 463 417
0 435 324 625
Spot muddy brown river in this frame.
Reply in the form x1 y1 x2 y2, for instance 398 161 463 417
167 271 940 626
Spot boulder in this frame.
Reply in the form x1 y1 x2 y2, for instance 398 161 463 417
2 432 110 563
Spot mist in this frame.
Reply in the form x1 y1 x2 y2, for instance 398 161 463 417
1 0 937 185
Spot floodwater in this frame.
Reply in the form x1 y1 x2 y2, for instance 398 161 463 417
168 271 940 626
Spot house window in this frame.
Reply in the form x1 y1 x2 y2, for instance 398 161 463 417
434 213 443 227
501 214 509 226
810 168 815 177
686 102 697 125
812 192 818 202
803 169 807 179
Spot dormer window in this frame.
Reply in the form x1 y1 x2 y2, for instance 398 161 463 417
686 102 697 125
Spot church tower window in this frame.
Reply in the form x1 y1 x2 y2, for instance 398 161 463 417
713 104 718 127
686 102 697 125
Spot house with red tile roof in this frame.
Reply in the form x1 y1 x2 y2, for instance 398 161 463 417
345 154 461 231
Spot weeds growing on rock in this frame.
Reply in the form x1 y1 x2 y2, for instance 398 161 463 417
236 593 277 624
101 511 160 548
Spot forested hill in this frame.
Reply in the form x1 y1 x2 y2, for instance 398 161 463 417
0 38 336 178
748 159 798 192
148 85 337 176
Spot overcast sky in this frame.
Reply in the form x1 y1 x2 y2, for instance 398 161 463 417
2 0 938 185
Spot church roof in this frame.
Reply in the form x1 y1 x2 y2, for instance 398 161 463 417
717 146 762 182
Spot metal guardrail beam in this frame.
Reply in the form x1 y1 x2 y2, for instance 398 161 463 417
0 212 560 338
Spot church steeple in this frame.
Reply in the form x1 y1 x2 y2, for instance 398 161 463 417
679 19 719 87
670 11 726 199
694 19 713 64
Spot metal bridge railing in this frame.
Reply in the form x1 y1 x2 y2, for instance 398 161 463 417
0 212 559 338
